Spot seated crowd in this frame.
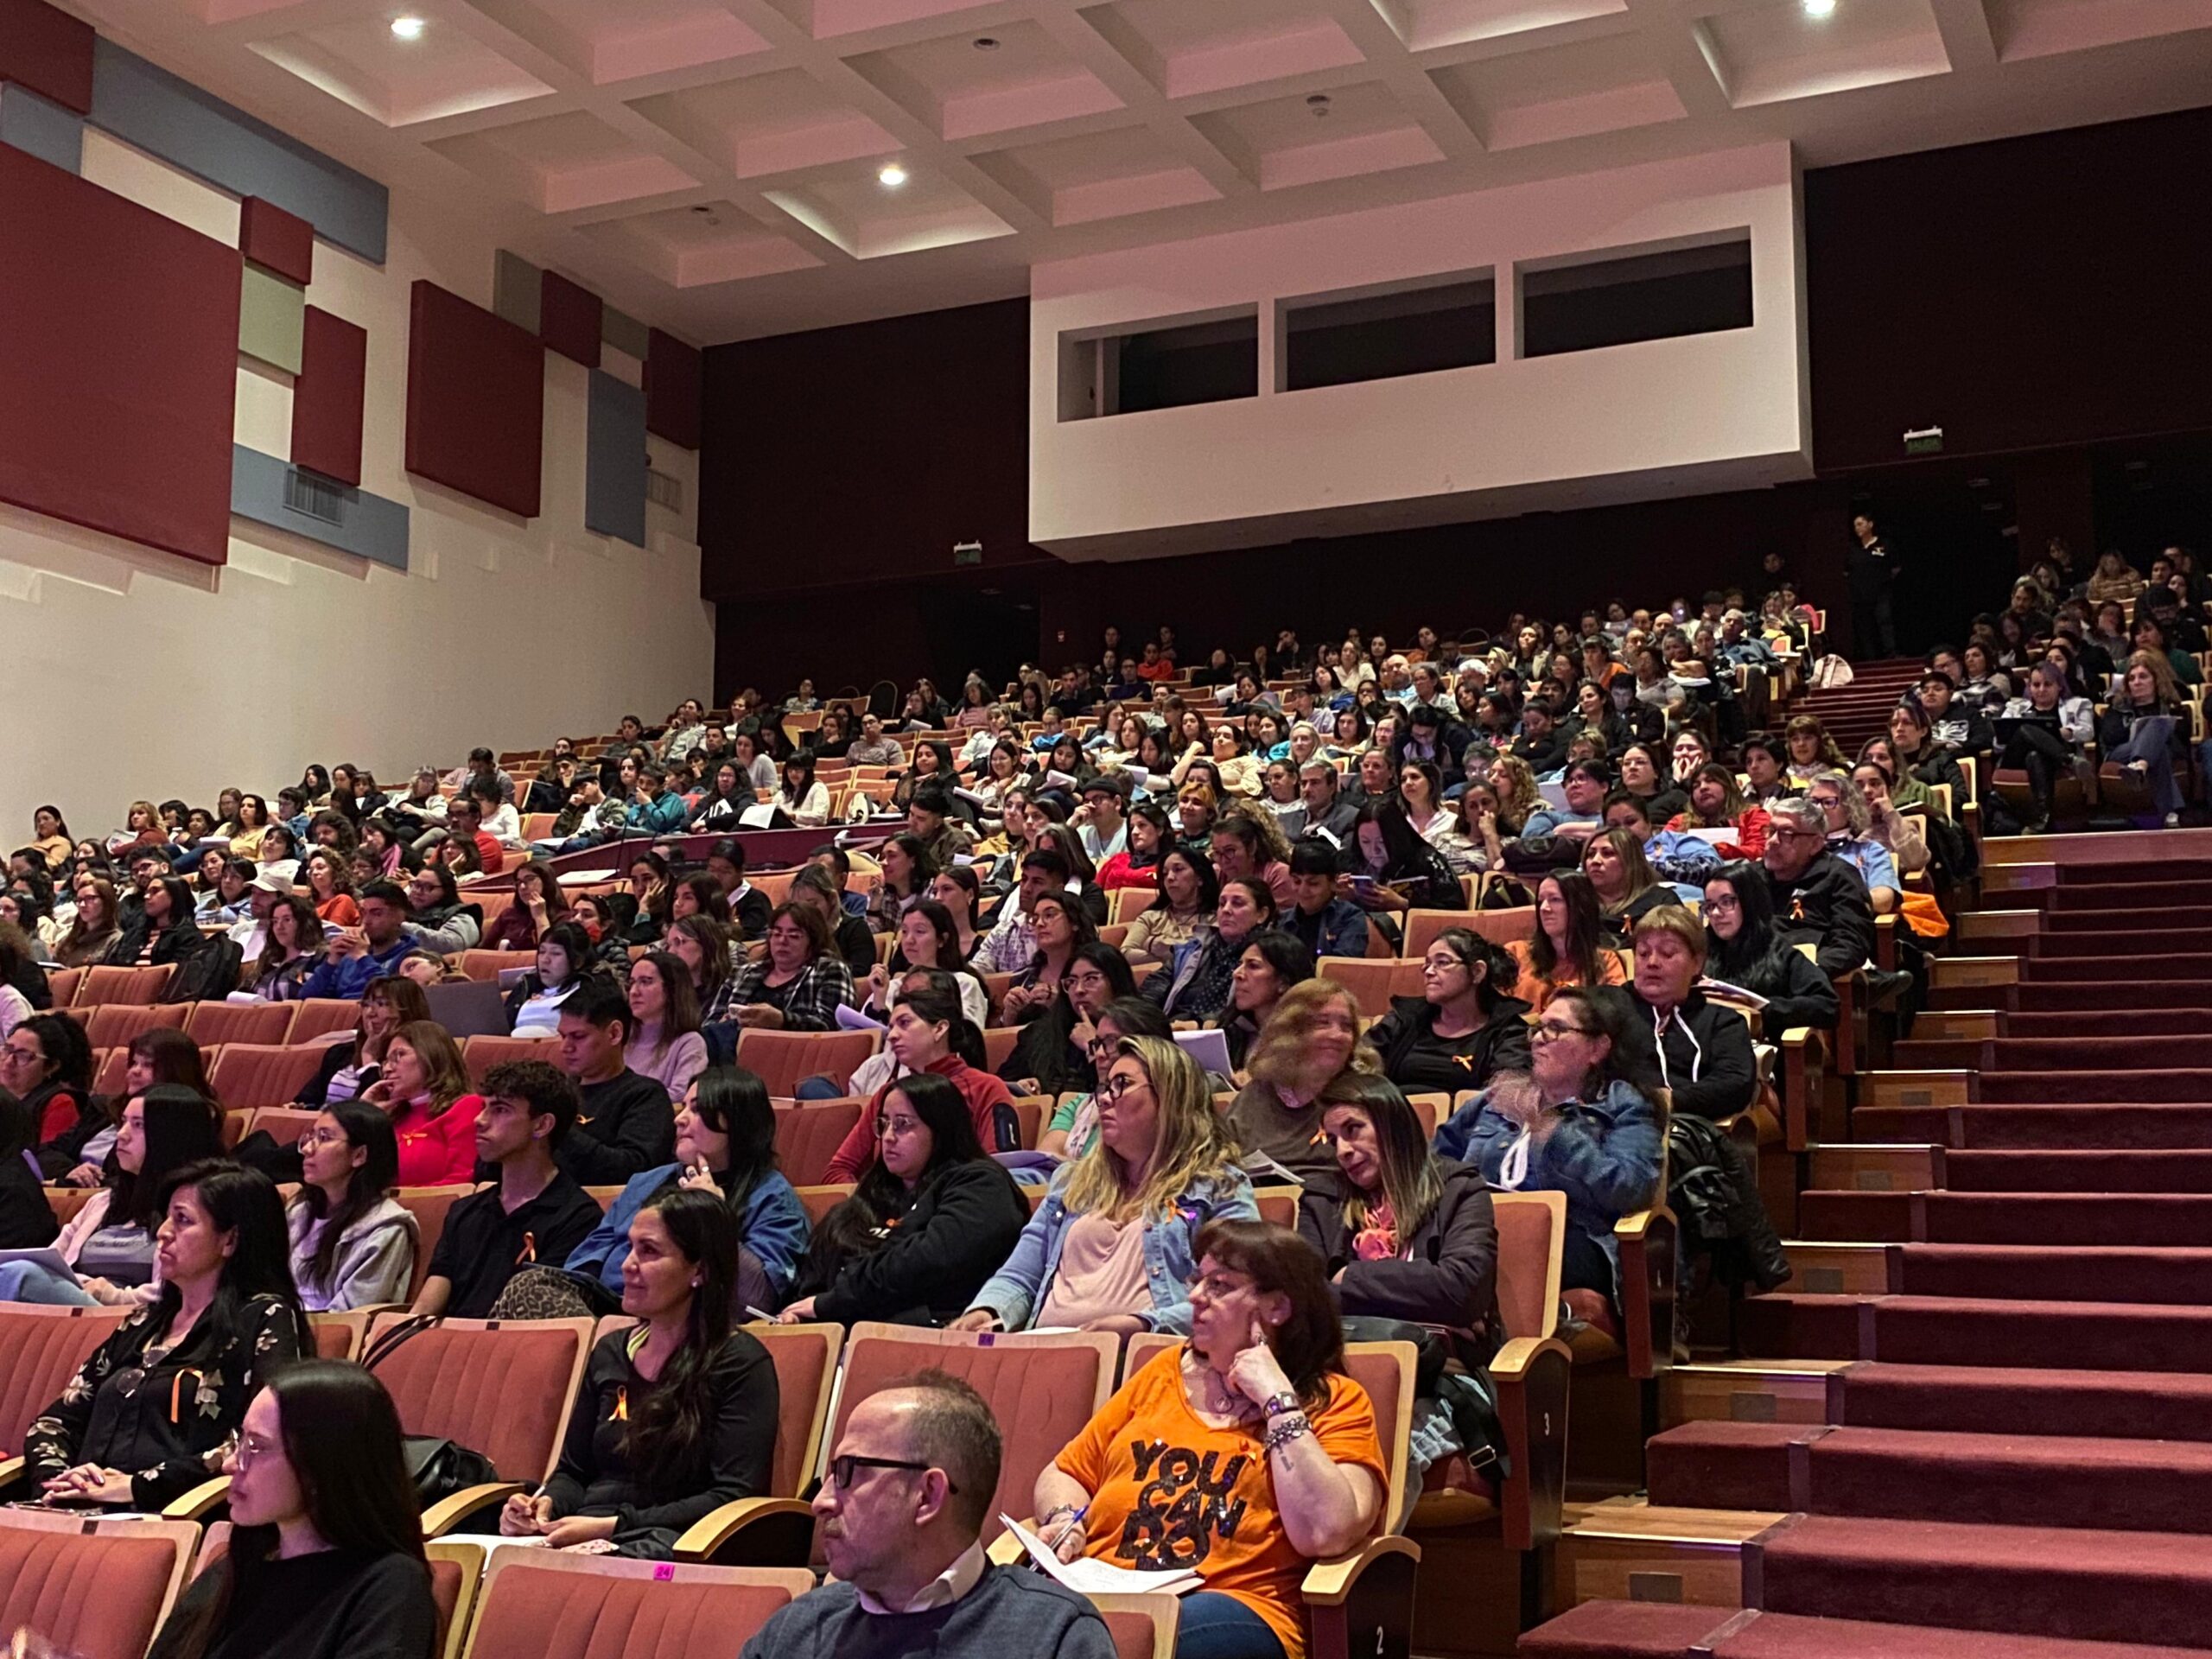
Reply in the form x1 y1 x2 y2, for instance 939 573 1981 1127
0 550 2201 1659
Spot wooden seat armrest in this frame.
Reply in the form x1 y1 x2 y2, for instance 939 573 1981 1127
162 1476 232 1521
1615 1205 1678 1380
1301 1535 1421 1605
673 1497 817 1565
1779 1027 1826 1151
420 1483 524 1536
1873 913 1897 975
1487 1336 1573 1552
987 1522 1033 1567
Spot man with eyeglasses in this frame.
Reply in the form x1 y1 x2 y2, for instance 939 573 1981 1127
1760 797 1876 980
742 1373 1115 1659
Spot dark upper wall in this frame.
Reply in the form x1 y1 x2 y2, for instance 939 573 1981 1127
1805 105 2212 472
700 107 2212 696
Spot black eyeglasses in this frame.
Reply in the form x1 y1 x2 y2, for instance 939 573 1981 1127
829 1455 951 1492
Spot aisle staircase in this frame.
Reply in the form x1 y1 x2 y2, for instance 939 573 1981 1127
1783 658 1923 757
1526 830 2212 1656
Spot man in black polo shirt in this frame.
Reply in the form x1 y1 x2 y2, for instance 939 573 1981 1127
409 1060 601 1319
554 979 676 1185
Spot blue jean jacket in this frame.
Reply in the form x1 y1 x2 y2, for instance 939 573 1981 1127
564 1164 810 1306
968 1166 1257 1333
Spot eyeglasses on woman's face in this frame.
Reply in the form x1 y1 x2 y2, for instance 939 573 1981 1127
1097 1068 1150 1103
1532 1016 1594 1042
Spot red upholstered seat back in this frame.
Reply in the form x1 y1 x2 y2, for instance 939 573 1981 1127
1493 1192 1566 1341
0 1306 130 1456
830 1327 1116 1553
466 1555 810 1659
461 1035 556 1090
0 1512 187 1659
73 965 173 1007
754 1325 842 1499
773 1100 864 1186
289 1000 364 1042
207 1043 327 1111
737 1030 877 1098
367 1317 591 1483
184 1000 296 1046
83 1002 188 1046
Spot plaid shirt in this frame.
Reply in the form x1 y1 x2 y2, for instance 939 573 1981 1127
725 956 855 1033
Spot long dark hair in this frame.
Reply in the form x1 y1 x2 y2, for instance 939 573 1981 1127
1427 927 1520 1015
149 1160 306 1349
111 1085 226 1230
153 1362 423 1659
292 1102 399 1295
1190 1217 1344 1409
855 1071 985 1217
896 969 986 1069
1149 847 1219 917
1529 870 1606 986
684 1065 778 1211
622 1187 741 1497
1704 859 1789 990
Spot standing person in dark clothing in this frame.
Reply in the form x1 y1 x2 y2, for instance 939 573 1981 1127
1848 512 1898 658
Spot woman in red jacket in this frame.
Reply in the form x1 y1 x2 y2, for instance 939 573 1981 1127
820 975 1015 1185
359 1020 484 1186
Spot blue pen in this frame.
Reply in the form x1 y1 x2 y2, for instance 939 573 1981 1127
1045 1504 1089 1555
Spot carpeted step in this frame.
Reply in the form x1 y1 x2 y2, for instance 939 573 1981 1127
2058 857 2212 884
1945 1148 2212 1192
1741 1294 2212 1370
1894 1035 2212 1072
1645 1421 1819 1512
1834 1363 2212 1442
1893 1243 2212 1304
2009 981 2212 1013
1796 1191 2212 1246
1852 1102 2212 1150
2051 880 2212 911
2022 952 2212 982
1749 1514 2212 1646
2001 1011 2212 1039
2037 930 2212 958
1807 1426 2212 1534
1522 1601 2212 1659
1874 1295 2212 1372
2043 906 2212 932
1977 1071 2212 1104
1710 1611 2212 1659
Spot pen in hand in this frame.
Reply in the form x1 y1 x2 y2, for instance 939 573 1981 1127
1044 1504 1088 1559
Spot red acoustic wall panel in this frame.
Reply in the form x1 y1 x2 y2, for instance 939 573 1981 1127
539 269 601 367
0 143 239 565
645 327 701 449
292 306 367 486
0 0 95 115
238 196 314 286
404 279 543 518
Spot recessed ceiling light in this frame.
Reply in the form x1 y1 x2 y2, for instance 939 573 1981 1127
1802 0 1835 16
972 35 1000 50
878 162 908 188
390 15 426 39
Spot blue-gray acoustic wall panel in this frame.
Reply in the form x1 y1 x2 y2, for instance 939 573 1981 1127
89 41 387 263
0 83 82 172
231 444 409 568
585 370 646 548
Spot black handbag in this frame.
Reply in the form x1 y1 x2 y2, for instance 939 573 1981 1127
364 1315 505 1504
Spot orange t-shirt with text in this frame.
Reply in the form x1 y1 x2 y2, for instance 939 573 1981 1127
1054 1346 1387 1659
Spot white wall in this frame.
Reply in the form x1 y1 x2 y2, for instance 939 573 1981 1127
0 126 714 844
1030 142 1812 560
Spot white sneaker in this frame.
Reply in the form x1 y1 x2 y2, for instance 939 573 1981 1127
2166 812 2181 828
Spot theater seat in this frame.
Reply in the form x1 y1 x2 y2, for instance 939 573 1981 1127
184 1000 296 1046
73 965 175 1007
364 1313 594 1535
0 1508 197 1659
676 1321 844 1567
772 1100 865 1186
1318 957 1421 1021
207 1043 328 1112
1094 1594 1180 1659
0 1304 132 1493
45 968 82 1008
461 1552 814 1659
289 999 365 1043
83 1001 189 1047
309 1310 377 1361
392 1185 478 1301
458 950 520 982
245 1106 320 1148
735 1029 878 1098
461 1035 556 1090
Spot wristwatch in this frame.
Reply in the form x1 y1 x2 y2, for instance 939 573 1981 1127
1260 1390 1299 1418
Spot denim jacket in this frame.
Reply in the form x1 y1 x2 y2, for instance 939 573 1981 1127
565 1163 810 1306
1439 1079 1661 1287
967 1166 1258 1334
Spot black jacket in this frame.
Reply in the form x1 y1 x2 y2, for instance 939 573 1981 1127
559 1070 677 1185
1300 1163 1499 1363
1707 940 1840 1033
0 1151 58 1248
104 917 209 970
1765 853 1875 980
1365 995 1533 1096
814 1159 1030 1326
1618 988 1758 1122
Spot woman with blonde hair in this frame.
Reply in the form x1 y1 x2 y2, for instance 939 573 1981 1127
2099 649 2189 825
1227 977 1379 1196
1486 754 1541 836
954 1036 1257 1336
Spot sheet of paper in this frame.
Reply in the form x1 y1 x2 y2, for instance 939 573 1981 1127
1173 1027 1233 1077
0 1248 76 1284
1000 1516 1201 1599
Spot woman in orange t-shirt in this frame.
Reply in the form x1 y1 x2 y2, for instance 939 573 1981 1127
1037 1219 1388 1659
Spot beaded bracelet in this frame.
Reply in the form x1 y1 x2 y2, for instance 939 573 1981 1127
1262 1412 1312 1454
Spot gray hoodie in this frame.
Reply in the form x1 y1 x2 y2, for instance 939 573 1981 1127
288 1196 421 1312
